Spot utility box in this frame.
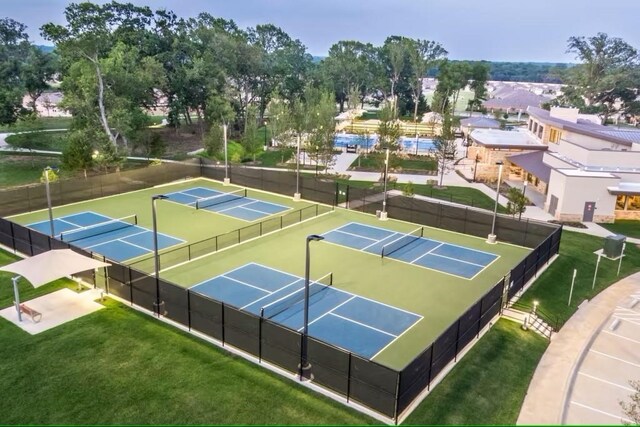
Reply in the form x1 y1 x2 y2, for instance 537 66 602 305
603 234 626 258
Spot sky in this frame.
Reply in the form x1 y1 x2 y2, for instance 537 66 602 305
5 0 640 63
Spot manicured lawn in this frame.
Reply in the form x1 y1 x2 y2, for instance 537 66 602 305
518 231 640 328
0 154 63 187
599 220 640 239
404 319 548 425
257 147 294 167
0 116 72 132
5 131 69 151
338 179 506 212
350 153 437 173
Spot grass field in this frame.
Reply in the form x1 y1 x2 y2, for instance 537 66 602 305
350 153 437 173
9 177 529 371
0 116 72 132
518 231 640 327
0 154 63 187
404 319 548 425
599 220 640 239
5 130 69 151
338 179 506 212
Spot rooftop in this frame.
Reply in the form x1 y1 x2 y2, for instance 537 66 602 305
470 128 547 149
554 168 618 178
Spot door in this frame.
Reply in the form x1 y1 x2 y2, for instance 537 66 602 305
549 195 558 216
583 201 596 222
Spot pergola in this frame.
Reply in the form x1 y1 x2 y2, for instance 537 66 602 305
0 249 110 321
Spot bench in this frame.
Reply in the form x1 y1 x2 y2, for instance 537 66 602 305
16 303 42 323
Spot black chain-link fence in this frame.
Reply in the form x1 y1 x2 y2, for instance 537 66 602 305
0 161 562 421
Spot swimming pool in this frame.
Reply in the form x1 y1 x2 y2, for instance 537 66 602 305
333 133 435 155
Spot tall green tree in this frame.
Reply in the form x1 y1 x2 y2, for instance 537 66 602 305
377 103 401 150
468 62 490 115
432 107 457 187
0 18 30 125
21 47 59 113
432 60 471 114
560 33 640 123
242 104 262 161
407 39 447 121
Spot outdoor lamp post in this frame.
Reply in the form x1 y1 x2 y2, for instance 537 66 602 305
520 180 528 221
380 148 390 221
263 120 268 148
473 154 479 183
43 166 56 237
487 161 504 244
223 123 230 185
300 234 325 381
294 134 301 201
152 194 168 317
12 276 22 322
532 300 539 317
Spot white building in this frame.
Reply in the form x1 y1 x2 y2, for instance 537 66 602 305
516 107 640 223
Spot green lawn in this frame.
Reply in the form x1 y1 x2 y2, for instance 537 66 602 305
350 153 437 173
518 231 640 328
0 153 63 187
5 131 69 151
0 116 72 132
404 319 548 425
339 179 506 212
599 220 640 239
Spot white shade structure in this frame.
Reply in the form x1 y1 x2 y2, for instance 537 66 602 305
0 249 110 288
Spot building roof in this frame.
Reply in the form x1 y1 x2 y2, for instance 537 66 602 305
607 182 640 196
527 106 640 147
470 128 547 150
554 169 619 178
459 117 501 129
483 89 552 111
507 151 551 182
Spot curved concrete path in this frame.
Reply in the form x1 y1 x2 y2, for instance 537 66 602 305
517 272 640 424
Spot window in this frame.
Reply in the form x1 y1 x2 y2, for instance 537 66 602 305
549 128 561 143
538 125 544 139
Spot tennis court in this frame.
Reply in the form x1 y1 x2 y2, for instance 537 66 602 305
164 186 291 221
322 222 499 279
26 211 183 262
190 262 422 358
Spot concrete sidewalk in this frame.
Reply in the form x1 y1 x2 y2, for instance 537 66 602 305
517 272 640 425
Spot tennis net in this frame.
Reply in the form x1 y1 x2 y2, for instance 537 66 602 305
381 226 423 258
260 272 333 319
195 188 247 210
60 215 138 243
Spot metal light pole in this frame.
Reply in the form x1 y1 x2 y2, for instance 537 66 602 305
300 234 325 381
263 120 268 148
520 180 528 221
487 161 503 243
380 148 390 221
12 276 22 322
223 123 230 185
294 134 301 201
44 166 55 237
152 194 168 317
473 154 479 183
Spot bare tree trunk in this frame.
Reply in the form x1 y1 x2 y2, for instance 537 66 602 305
93 60 117 147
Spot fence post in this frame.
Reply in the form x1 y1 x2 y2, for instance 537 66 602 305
346 352 352 402
393 373 401 423
427 345 434 391
221 303 226 346
258 316 263 363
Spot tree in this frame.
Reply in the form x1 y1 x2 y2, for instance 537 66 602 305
62 129 95 178
621 380 640 425
204 123 224 157
505 187 529 220
377 103 401 151
0 18 30 125
242 105 262 161
21 47 58 113
560 33 640 124
432 60 471 114
407 39 447 121
382 36 412 118
468 62 490 115
432 108 457 187
266 94 292 146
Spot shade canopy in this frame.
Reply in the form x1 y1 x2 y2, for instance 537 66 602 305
0 249 110 288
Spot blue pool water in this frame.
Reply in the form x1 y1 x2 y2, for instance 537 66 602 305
333 133 435 154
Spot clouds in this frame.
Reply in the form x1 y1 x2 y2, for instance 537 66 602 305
7 0 640 62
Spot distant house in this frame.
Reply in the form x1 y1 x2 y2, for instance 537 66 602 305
459 117 501 138
483 89 553 113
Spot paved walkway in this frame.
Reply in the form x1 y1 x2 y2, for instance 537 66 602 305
517 272 640 425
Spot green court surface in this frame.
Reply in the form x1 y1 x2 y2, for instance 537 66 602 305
10 177 530 371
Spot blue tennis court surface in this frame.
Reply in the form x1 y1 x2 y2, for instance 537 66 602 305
322 222 499 279
164 186 290 221
190 263 422 359
27 211 183 262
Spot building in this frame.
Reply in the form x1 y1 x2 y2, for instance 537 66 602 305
459 117 501 139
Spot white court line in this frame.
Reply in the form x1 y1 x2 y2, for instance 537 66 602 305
326 228 378 242
426 251 485 267
577 372 635 392
570 401 632 423
371 316 424 359
328 312 397 337
410 242 444 264
239 278 301 310
590 349 640 368
361 232 401 251
303 296 356 329
602 329 640 346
